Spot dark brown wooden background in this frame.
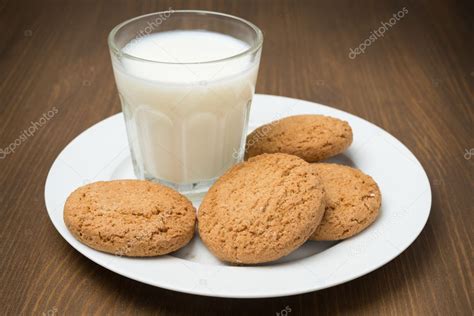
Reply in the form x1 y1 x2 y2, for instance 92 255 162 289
1 0 472 315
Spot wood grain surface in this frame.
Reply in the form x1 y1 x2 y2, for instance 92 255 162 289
1 0 472 315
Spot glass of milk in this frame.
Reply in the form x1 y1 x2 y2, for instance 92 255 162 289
108 10 263 195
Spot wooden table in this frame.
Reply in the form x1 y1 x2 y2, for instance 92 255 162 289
1 0 472 314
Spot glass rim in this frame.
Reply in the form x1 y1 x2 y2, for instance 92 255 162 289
108 10 264 65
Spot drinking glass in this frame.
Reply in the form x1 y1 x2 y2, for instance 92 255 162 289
108 10 263 196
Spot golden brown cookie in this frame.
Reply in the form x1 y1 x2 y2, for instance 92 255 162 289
64 180 196 257
198 153 326 264
245 115 352 162
310 163 381 240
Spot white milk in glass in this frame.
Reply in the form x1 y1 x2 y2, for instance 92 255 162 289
112 30 259 187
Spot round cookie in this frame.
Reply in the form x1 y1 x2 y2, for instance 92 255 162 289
245 115 352 162
310 163 381 240
64 180 196 257
198 153 326 264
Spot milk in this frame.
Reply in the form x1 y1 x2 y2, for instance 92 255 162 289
111 30 259 187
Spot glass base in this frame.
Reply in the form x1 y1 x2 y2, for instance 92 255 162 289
143 174 217 200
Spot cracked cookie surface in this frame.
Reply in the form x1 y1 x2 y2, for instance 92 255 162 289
310 163 381 240
245 115 353 162
63 180 196 257
198 153 326 264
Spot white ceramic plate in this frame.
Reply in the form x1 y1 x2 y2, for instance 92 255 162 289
45 94 431 298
